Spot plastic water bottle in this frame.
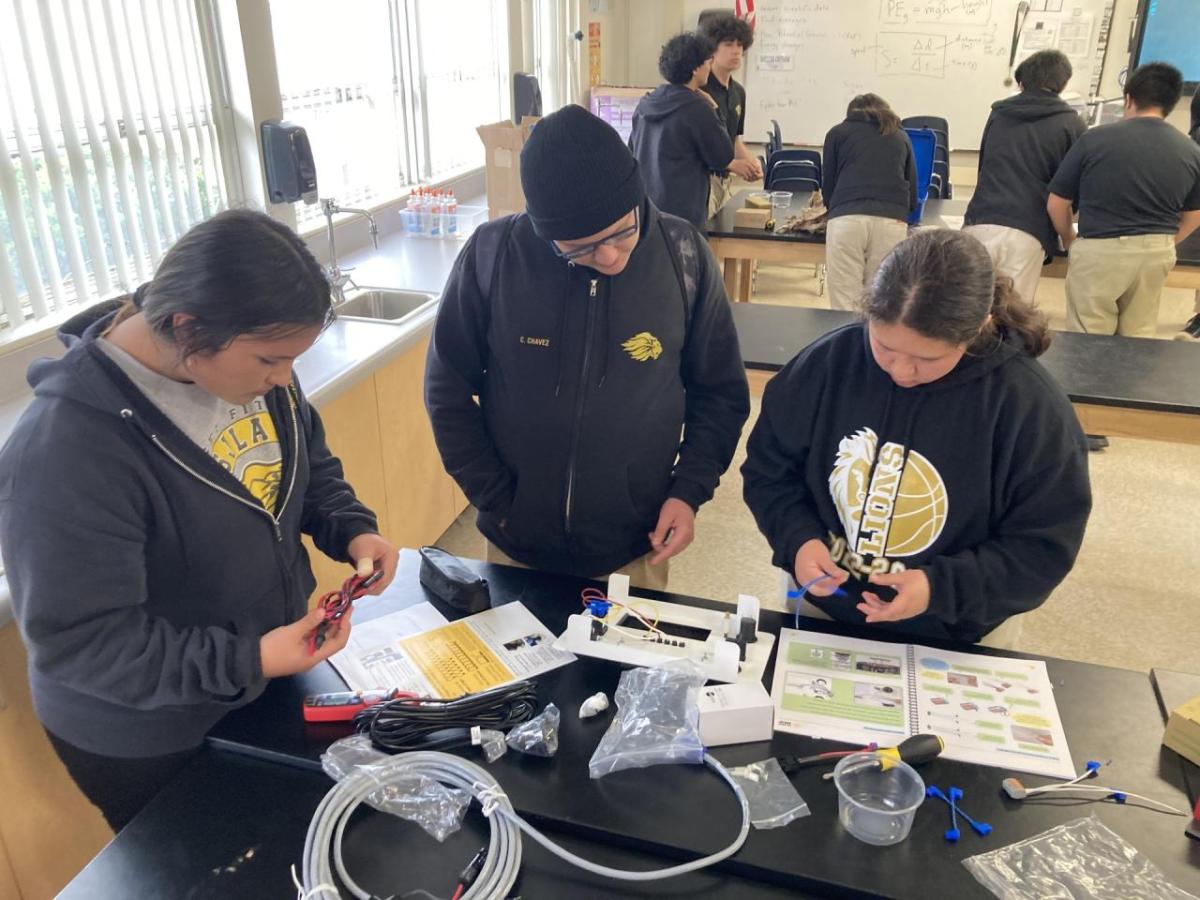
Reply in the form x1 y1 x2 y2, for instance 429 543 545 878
429 189 443 237
445 190 458 235
402 191 419 233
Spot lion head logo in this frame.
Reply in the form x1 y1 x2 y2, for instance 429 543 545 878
829 427 877 546
621 332 663 362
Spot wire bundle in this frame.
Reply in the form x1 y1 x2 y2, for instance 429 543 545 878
355 681 540 753
300 750 751 899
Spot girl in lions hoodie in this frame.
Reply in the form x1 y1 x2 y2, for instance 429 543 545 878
742 230 1091 647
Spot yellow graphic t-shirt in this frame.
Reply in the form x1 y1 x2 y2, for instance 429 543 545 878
99 339 284 513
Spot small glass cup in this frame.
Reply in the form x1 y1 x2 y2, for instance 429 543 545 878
770 190 793 212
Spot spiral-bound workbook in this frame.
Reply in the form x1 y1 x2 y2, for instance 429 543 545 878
769 628 1074 779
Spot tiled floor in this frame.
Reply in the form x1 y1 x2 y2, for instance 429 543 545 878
435 200 1200 675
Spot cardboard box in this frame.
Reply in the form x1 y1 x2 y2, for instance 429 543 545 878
1164 693 1200 767
734 207 770 229
476 117 539 220
697 680 774 747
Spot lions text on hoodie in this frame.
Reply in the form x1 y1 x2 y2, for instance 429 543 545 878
742 323 1091 644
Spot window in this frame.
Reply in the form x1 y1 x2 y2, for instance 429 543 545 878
0 0 231 333
271 0 509 227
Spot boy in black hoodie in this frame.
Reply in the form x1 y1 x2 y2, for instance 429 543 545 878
426 105 749 589
743 230 1090 647
630 32 735 228
964 50 1086 304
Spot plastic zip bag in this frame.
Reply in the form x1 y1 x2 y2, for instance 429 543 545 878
506 703 561 757
589 661 707 779
728 758 811 829
963 815 1199 900
320 734 470 842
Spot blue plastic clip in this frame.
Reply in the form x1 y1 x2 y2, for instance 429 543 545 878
586 599 611 618
1109 792 1127 804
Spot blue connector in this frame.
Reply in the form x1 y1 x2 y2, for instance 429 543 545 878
586 599 611 618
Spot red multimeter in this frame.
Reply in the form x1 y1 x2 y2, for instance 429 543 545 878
302 688 411 723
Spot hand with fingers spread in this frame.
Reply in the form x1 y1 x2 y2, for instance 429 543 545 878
648 498 696 565
859 569 930 623
793 539 849 597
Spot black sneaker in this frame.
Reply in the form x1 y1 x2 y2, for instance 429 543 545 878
1086 435 1109 452
1174 314 1200 341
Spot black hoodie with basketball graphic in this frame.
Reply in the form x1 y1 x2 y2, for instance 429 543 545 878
742 322 1091 644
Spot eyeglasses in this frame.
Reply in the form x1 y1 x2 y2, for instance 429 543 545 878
551 207 640 261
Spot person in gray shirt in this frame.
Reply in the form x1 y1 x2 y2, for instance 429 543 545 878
1047 62 1200 337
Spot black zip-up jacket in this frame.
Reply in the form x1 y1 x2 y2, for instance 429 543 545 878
630 84 734 227
964 92 1087 255
822 114 918 221
425 200 750 578
742 323 1091 644
0 303 378 757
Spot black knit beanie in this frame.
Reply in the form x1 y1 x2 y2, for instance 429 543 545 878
520 104 645 241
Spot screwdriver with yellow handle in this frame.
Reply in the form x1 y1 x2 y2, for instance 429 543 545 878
777 733 945 777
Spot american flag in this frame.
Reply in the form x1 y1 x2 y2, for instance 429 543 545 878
735 0 756 29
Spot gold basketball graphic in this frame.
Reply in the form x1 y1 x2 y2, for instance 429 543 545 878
887 449 948 556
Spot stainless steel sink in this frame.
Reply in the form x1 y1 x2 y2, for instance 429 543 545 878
336 288 437 323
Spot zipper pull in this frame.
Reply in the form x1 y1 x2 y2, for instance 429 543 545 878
272 520 282 542
589 278 598 297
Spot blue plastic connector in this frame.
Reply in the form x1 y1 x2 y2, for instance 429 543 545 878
1109 792 1127 804
586 599 611 618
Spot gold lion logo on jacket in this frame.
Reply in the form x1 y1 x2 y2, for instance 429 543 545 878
621 332 663 362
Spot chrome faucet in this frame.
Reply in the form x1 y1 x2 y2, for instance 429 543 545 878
321 198 380 303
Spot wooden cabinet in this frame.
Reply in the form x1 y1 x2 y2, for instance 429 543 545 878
0 623 112 900
304 334 469 601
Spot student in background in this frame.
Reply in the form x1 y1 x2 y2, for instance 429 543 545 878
1176 87 1200 341
699 12 763 214
427 104 749 590
821 94 917 311
1048 62 1200 338
0 210 398 830
742 230 1090 649
963 50 1086 304
630 32 735 228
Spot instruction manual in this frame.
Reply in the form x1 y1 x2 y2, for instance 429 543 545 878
330 602 575 698
770 629 1074 779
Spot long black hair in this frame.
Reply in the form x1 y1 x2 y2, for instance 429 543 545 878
865 230 1051 357
847 93 902 136
111 208 333 357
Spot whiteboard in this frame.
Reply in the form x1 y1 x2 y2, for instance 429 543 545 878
743 0 1112 150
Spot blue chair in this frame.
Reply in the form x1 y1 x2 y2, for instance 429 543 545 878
903 116 952 198
771 119 783 155
769 175 821 194
902 127 937 224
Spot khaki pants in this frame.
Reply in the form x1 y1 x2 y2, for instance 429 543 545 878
483 540 669 592
708 173 734 219
795 597 1024 650
1065 234 1176 337
825 215 910 311
962 224 1044 305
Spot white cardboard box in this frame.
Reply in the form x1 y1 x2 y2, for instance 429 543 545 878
697 680 774 747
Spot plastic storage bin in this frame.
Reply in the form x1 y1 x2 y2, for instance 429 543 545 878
903 127 936 225
399 204 487 240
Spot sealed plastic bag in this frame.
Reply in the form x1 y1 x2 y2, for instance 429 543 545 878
963 816 1199 900
588 661 706 779
728 758 811 829
506 703 560 757
473 726 507 763
320 734 470 842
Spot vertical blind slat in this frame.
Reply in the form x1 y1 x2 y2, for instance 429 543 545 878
158 1 202 224
37 0 112 298
63 0 134 292
138 0 188 237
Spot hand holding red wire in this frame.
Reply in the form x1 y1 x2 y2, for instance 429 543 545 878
308 569 383 655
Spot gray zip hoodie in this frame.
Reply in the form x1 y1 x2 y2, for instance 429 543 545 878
0 302 377 757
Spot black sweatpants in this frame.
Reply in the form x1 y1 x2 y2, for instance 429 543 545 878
45 729 200 832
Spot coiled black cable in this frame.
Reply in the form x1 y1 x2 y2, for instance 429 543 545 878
354 680 540 753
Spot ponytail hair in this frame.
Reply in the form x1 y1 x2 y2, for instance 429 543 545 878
847 93 902 136
865 230 1052 357
106 208 333 357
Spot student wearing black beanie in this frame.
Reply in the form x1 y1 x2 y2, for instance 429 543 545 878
426 104 750 588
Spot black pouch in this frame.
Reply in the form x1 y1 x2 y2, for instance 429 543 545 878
418 546 491 614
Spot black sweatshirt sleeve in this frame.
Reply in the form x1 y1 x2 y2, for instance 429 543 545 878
295 380 380 561
692 102 735 173
424 225 516 517
904 135 918 213
741 353 830 573
922 372 1091 638
669 231 750 510
822 128 840 203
